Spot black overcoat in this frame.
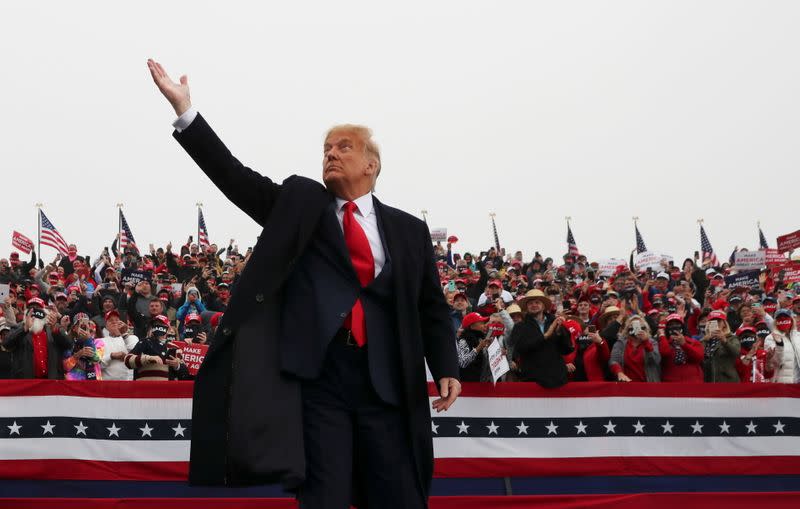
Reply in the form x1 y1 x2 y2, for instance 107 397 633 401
174 114 459 497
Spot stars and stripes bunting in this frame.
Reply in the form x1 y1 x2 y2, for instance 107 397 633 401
198 208 210 248
700 225 719 266
119 209 137 251
3 381 800 482
39 210 69 256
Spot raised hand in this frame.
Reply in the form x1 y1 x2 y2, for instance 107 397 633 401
146 59 191 116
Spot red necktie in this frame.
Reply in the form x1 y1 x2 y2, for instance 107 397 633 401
342 201 375 346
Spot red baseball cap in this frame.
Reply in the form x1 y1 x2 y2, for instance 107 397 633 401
708 310 727 321
26 297 45 308
104 309 120 321
665 313 684 325
461 312 489 329
453 292 468 302
184 312 202 325
151 314 171 327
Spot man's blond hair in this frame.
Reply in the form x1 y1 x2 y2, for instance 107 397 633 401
325 124 382 176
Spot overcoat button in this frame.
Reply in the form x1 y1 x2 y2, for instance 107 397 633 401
222 327 232 336
255 293 264 303
340 312 347 318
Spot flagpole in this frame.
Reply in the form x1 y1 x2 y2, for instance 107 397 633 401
196 202 203 247
35 203 42 263
421 209 428 225
117 203 123 253
490 212 499 251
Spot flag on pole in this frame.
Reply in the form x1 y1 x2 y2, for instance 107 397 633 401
635 224 648 254
198 209 210 248
567 223 580 256
490 215 500 251
39 210 69 256
759 226 769 249
700 225 719 266
119 210 137 251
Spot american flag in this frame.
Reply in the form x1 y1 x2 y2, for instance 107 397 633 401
39 210 69 256
700 224 719 266
759 225 769 249
198 208 210 248
119 210 137 250
635 224 648 254
566 223 580 256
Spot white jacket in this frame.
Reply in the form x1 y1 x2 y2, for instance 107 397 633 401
773 330 800 384
100 333 139 381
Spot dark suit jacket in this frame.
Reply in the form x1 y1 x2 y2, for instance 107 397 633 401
174 114 459 496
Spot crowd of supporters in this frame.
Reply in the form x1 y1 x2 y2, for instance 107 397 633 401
1 235 799 385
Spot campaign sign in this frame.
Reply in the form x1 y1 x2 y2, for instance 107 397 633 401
598 258 627 276
171 341 208 376
777 230 800 253
783 269 800 284
734 251 766 271
430 228 448 242
724 270 761 290
765 248 787 267
634 251 669 271
121 269 152 287
487 338 510 384
12 231 34 254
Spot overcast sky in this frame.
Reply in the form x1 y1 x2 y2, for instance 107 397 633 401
2 1 799 266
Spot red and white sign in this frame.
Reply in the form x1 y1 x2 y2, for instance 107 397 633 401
597 258 627 276
782 268 800 284
430 228 448 243
765 248 787 267
777 230 800 253
172 341 208 376
11 231 34 254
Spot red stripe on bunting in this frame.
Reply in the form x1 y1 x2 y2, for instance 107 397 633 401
4 493 800 509
0 460 188 481
427 381 800 398
434 456 800 478
0 380 194 399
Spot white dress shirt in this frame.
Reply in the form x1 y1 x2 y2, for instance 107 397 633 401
172 109 386 278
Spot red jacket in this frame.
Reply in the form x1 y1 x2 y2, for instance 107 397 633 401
581 341 610 381
659 335 704 383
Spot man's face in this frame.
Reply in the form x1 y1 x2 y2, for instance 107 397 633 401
577 301 590 314
102 299 115 312
0 259 8 272
527 299 544 315
453 296 468 311
68 245 77 256
322 131 376 194
106 316 121 335
148 300 163 317
55 299 67 312
655 278 668 290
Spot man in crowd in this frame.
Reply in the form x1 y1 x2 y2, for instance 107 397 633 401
1 298 73 379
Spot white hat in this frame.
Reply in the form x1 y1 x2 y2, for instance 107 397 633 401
656 272 669 280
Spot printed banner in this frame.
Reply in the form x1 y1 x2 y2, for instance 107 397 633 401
430 228 448 243
171 341 208 376
734 251 766 271
777 230 800 253
11 231 34 255
782 268 800 284
724 270 761 290
634 251 671 271
121 269 153 287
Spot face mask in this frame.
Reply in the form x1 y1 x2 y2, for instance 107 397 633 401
764 304 778 315
31 308 46 320
183 326 196 338
776 319 793 332
151 324 169 338
740 335 756 350
577 334 592 348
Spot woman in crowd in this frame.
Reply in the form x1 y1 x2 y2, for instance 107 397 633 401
609 315 661 382
701 310 740 383
658 313 704 382
772 309 800 383
567 321 610 382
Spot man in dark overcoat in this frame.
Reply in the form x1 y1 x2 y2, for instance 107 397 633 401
147 59 461 509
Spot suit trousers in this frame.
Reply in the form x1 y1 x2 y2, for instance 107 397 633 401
297 336 424 509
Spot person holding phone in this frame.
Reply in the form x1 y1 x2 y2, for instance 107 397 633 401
701 310 740 383
63 313 105 380
658 314 704 383
569 323 610 381
609 315 661 382
2 298 73 379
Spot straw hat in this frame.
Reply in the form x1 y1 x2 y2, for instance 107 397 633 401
518 289 552 311
597 306 621 330
506 303 522 315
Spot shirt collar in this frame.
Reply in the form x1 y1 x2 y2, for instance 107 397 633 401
336 192 374 218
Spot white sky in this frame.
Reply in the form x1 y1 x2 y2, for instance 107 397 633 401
2 1 799 265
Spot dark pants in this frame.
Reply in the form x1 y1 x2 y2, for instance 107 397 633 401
297 337 424 509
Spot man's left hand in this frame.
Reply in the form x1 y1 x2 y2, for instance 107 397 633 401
432 377 461 413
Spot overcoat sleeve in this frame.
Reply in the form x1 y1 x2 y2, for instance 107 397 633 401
173 114 282 227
